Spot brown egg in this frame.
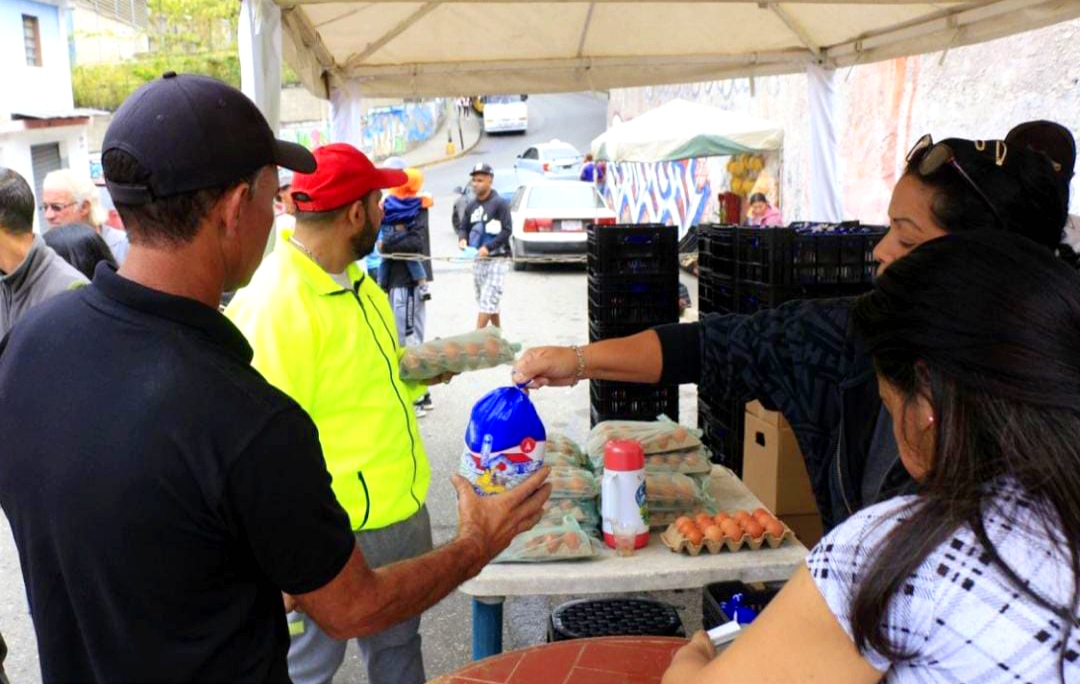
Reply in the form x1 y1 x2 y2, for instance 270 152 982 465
463 342 482 357
743 520 765 539
402 354 421 370
441 342 462 361
720 519 743 540
713 512 731 526
483 336 503 359
752 507 772 523
703 525 724 542
684 528 704 545
764 519 785 538
563 533 581 550
675 516 693 529
545 535 562 552
733 510 752 524
694 513 714 529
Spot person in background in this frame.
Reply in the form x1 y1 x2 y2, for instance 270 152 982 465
663 231 1080 684
0 167 86 337
1005 119 1080 258
456 163 512 329
43 168 129 264
514 134 1067 533
580 153 598 183
746 192 782 226
43 223 117 280
378 168 435 416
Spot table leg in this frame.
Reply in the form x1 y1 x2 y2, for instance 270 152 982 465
472 596 505 660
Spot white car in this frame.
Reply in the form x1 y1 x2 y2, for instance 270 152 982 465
482 95 528 134
514 140 585 180
508 181 616 271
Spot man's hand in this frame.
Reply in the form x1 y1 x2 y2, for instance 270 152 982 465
451 467 552 573
478 246 490 258
458 238 468 250
511 346 579 389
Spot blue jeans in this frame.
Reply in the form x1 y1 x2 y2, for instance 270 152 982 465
286 507 433 684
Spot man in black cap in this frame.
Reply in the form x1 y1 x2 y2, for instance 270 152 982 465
0 73 550 683
456 162 513 329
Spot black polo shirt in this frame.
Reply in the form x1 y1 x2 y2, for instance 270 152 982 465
0 264 355 683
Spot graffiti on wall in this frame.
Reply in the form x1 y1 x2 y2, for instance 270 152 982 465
359 101 441 159
279 124 331 151
602 158 718 236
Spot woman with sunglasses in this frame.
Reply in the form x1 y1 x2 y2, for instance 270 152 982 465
513 132 1067 531
664 230 1080 683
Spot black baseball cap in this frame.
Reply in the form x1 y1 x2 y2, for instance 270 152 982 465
102 72 316 205
470 163 494 177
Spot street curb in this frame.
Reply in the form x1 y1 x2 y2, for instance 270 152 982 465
414 122 484 170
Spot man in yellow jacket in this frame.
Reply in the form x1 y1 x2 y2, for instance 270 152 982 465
227 144 441 684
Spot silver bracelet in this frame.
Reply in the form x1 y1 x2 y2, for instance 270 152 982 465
569 344 586 385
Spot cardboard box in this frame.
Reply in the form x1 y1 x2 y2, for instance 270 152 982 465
780 512 824 547
744 401 789 429
741 412 818 515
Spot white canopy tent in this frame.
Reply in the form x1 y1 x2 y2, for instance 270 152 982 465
239 0 1080 220
590 99 783 162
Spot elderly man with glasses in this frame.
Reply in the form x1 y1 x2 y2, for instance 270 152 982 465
42 168 130 264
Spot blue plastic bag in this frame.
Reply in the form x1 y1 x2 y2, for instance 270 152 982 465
460 387 546 495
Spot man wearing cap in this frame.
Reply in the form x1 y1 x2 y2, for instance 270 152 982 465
456 163 513 329
0 73 550 683
225 143 452 684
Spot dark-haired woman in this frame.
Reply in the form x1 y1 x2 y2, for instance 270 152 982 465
662 230 1080 683
44 223 117 280
513 134 1068 531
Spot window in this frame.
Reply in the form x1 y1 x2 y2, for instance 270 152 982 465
23 15 42 67
523 148 539 160
510 187 526 211
540 144 581 160
525 185 607 210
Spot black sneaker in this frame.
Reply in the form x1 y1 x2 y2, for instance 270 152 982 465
418 393 434 411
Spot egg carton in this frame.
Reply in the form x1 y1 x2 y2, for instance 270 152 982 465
660 518 796 555
643 448 713 476
647 507 715 530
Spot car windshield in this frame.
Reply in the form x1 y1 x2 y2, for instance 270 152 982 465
541 145 581 160
487 95 524 104
526 185 606 210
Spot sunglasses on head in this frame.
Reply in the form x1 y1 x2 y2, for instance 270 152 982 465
906 134 1007 229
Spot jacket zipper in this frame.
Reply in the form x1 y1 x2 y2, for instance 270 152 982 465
349 284 423 514
835 414 854 517
356 471 371 528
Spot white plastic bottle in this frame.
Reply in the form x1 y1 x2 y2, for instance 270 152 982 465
601 439 650 550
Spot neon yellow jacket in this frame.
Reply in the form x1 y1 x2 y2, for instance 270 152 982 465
226 229 430 531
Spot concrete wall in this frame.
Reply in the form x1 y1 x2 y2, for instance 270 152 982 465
0 0 74 117
71 4 148 65
608 18 1080 227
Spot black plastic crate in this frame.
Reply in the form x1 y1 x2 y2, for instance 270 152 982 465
697 269 735 316
590 380 679 426
699 395 743 474
588 274 679 325
588 320 658 343
549 598 684 641
702 582 780 630
587 223 678 277
733 223 886 288
697 224 736 280
736 282 802 315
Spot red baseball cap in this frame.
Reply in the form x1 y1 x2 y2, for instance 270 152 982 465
290 143 408 212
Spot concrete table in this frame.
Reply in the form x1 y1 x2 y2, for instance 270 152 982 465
459 466 810 660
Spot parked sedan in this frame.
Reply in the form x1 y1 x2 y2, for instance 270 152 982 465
508 180 616 270
514 140 585 180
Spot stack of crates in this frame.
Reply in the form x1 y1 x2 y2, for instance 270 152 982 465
696 222 888 474
588 223 679 426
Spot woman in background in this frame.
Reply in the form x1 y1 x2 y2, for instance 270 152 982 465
43 223 116 280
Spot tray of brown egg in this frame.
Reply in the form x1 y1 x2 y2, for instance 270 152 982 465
660 508 795 554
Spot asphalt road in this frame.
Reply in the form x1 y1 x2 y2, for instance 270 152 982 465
0 92 704 683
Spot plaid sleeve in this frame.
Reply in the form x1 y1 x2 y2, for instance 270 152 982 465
805 496 935 672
